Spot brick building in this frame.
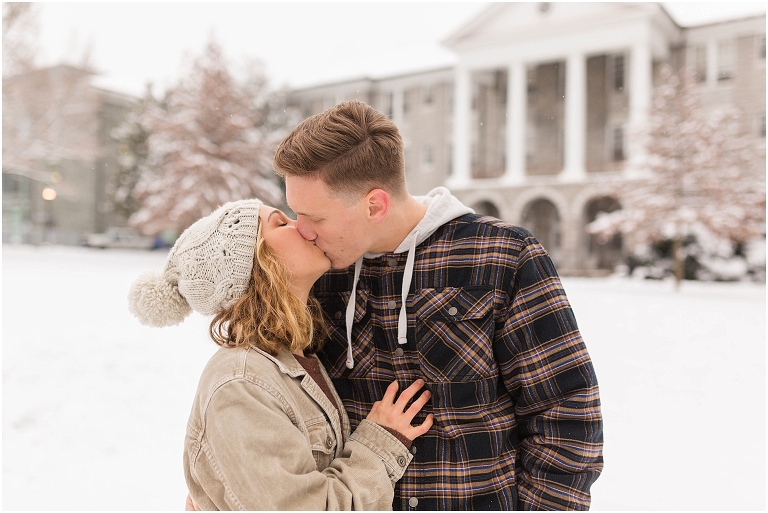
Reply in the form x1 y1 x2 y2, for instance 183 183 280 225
288 3 766 274
2 65 135 245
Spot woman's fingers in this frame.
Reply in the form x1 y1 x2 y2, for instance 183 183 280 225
381 380 399 405
365 378 434 440
394 379 425 410
405 388 431 418
412 414 434 437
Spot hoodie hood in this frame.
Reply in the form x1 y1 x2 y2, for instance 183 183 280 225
344 187 473 369
364 186 475 258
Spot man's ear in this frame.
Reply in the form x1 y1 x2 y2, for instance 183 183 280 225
365 189 390 224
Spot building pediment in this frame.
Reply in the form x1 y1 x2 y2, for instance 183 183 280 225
443 2 677 53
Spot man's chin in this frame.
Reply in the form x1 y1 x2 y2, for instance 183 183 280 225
329 258 355 270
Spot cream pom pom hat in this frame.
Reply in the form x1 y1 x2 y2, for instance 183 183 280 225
128 199 263 327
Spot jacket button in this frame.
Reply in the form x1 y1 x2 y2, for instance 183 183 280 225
388 300 397 309
326 437 334 448
410 445 417 454
448 306 458 316
395 347 404 357
397 456 407 467
409 497 419 508
334 311 342 320
388 258 398 267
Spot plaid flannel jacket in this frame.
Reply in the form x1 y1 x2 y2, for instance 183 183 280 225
313 214 604 510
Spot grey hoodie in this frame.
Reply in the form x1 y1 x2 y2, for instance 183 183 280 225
344 187 474 368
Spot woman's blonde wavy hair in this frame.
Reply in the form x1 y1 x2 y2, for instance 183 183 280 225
208 224 327 356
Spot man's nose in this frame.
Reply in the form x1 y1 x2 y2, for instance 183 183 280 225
296 218 317 241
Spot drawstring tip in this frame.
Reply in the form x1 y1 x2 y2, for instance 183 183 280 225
398 337 408 345
346 359 354 369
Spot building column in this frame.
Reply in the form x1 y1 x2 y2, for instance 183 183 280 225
503 61 526 184
562 52 586 181
706 39 717 87
448 65 472 188
628 42 652 170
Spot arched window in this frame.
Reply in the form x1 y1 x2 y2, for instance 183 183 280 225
584 196 623 270
472 200 500 219
522 198 561 263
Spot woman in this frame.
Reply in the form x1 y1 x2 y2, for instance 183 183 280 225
128 198 433 510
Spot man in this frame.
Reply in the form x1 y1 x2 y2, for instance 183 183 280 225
273 100 603 510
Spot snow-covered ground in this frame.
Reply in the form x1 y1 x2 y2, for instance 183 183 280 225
3 244 765 510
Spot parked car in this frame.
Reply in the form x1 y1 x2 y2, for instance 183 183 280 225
85 227 154 249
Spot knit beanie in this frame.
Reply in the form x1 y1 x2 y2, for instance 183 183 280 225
128 199 263 327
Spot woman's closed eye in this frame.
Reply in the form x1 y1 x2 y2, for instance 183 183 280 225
267 210 291 227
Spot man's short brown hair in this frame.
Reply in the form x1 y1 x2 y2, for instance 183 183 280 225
273 101 406 202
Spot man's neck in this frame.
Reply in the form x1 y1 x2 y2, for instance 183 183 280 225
369 195 428 254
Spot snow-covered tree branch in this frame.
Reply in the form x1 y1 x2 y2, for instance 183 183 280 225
126 39 291 236
589 64 766 283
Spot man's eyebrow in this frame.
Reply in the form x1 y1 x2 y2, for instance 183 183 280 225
294 210 320 219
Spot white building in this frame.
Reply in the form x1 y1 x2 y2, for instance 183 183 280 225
289 2 766 275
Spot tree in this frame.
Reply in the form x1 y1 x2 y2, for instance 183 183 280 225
589 64 766 286
108 87 157 222
2 3 38 77
3 4 100 186
127 39 286 236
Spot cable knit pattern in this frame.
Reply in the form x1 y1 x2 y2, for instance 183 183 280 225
128 199 262 327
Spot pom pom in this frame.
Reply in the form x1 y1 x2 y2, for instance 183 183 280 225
128 270 192 327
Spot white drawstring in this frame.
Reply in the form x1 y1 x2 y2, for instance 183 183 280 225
397 231 418 345
345 258 362 369
344 233 417 369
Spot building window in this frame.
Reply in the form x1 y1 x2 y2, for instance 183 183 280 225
556 62 565 99
403 89 410 115
614 55 625 91
422 86 433 105
3 173 20 193
527 67 536 96
612 126 625 161
386 91 394 118
526 125 535 164
717 40 736 81
758 35 766 60
495 69 507 104
693 45 707 83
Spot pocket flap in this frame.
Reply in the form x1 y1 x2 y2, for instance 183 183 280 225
315 289 369 325
412 286 495 321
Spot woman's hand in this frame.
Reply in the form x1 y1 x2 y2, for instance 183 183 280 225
366 379 433 440
185 492 201 511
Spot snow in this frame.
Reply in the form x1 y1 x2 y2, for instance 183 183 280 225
3 244 765 510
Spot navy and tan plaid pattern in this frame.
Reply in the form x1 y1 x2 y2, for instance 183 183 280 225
313 214 603 510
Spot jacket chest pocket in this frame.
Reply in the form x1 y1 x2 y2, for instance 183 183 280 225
315 289 374 378
304 413 337 471
412 286 498 382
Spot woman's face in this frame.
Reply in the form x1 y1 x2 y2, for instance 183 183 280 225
258 206 331 286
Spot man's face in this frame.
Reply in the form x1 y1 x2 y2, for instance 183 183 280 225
285 175 372 269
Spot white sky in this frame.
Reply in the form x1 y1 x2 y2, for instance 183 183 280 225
33 2 768 96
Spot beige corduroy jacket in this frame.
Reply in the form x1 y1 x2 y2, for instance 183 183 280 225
184 344 413 510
